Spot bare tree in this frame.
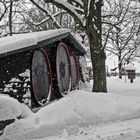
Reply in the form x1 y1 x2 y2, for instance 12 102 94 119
103 0 140 79
23 2 74 31
0 0 7 22
0 0 34 37
29 0 107 92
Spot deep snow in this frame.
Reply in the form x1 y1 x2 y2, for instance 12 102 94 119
0 95 32 121
0 76 140 140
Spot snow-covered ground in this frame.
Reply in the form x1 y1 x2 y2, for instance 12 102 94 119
0 95 32 121
0 76 140 140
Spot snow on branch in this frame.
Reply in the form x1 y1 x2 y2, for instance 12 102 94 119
30 0 62 28
0 1 7 21
87 0 91 16
33 11 66 26
44 0 84 27
74 0 83 7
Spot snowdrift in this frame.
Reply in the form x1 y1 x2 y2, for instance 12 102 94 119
1 87 140 139
0 95 32 121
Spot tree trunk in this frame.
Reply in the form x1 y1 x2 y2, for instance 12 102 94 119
86 24 107 92
86 0 107 92
118 63 122 79
118 55 122 79
9 0 13 36
88 32 107 92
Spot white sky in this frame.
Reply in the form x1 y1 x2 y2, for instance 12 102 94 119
106 54 140 72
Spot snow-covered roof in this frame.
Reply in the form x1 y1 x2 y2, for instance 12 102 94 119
0 28 70 57
125 63 136 70
0 28 86 58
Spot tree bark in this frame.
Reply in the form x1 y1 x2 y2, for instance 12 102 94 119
9 0 13 36
87 28 107 92
86 0 107 92
118 64 122 79
118 55 122 79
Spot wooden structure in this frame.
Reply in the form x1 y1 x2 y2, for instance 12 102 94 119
0 29 86 108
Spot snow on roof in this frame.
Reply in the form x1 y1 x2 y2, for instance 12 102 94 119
0 28 70 56
125 63 136 70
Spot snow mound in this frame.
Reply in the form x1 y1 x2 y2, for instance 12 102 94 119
2 89 140 139
0 95 32 121
35 90 140 126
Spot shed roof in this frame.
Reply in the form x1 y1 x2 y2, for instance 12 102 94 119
0 28 86 58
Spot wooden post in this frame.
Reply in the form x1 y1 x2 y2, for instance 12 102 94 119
130 79 133 83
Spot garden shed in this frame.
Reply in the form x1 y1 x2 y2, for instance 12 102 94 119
0 28 86 108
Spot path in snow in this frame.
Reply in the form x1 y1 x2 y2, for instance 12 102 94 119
26 118 140 140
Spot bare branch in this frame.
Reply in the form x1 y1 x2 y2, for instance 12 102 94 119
0 1 7 21
44 0 84 27
30 0 61 28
